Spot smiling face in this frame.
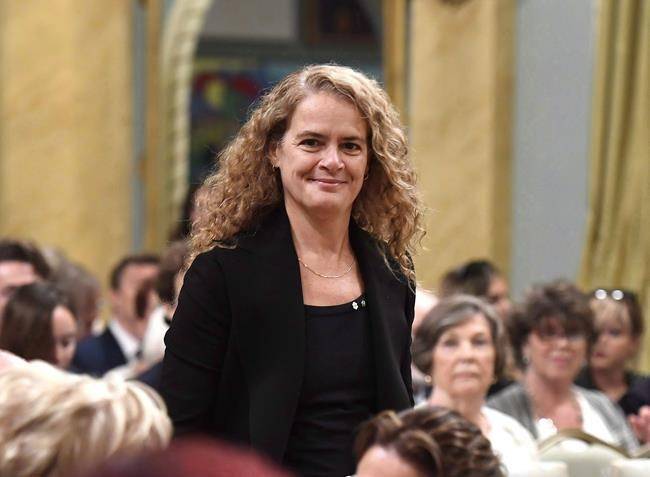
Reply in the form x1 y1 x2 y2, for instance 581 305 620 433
524 317 588 385
271 91 369 220
431 313 496 400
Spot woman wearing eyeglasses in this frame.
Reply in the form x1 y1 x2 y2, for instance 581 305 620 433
488 280 638 452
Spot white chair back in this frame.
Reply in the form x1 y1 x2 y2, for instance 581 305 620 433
538 430 628 477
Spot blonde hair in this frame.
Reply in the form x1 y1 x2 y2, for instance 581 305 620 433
190 64 424 281
0 361 172 477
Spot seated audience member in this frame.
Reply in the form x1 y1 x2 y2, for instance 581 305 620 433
0 361 171 477
488 280 638 452
137 241 188 390
80 438 294 477
439 259 512 322
355 406 504 477
50 256 101 340
0 239 51 320
575 288 649 415
73 254 159 376
0 283 77 369
412 295 537 473
439 259 518 393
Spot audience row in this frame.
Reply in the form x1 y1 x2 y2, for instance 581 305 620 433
1 236 649 476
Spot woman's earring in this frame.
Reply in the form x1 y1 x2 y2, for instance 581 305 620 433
363 171 369 181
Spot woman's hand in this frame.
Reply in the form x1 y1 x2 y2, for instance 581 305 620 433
628 406 650 443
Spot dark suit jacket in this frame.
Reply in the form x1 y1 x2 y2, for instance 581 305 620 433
72 327 127 376
160 207 415 462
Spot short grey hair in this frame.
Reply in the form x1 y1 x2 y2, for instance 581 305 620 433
412 294 507 379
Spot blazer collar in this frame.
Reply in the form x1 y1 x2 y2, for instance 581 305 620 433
236 206 298 268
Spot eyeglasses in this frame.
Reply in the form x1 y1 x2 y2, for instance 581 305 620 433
533 328 586 343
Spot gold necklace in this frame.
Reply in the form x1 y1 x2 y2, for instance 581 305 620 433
297 257 354 279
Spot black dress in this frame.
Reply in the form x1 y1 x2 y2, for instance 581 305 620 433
284 296 376 477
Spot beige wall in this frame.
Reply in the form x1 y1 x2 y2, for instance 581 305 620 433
0 0 133 287
409 0 514 290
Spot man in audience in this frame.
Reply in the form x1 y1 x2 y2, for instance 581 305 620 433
0 239 51 321
73 254 159 376
439 259 512 323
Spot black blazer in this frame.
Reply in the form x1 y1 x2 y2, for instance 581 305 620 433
160 207 415 462
72 327 127 376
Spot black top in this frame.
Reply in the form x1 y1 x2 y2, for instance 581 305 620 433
284 296 376 477
575 366 650 415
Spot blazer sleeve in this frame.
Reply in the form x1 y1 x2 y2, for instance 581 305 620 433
160 251 232 436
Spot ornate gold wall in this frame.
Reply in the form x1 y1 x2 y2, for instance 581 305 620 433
408 0 514 289
0 1 133 287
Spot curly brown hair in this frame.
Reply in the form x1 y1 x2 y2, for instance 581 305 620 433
355 406 504 477
509 279 595 368
189 64 424 281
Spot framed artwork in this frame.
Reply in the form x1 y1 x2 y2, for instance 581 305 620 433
190 58 301 182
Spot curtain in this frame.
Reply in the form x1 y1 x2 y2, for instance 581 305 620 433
580 0 650 369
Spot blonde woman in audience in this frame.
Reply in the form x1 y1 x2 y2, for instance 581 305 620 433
412 295 537 474
0 361 171 477
575 288 649 415
488 280 638 452
355 406 504 477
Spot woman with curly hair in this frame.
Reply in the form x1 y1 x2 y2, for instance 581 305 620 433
161 64 424 477
488 280 638 452
355 406 504 477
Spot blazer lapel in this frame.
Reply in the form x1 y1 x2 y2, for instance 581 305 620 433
233 207 306 459
350 224 412 412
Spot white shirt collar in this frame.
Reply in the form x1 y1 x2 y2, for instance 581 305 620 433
108 320 141 362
